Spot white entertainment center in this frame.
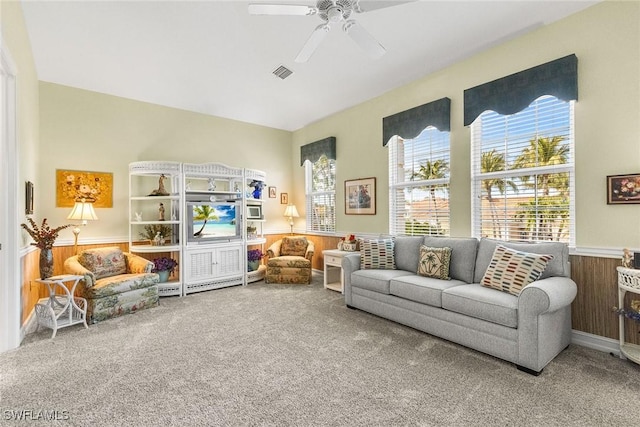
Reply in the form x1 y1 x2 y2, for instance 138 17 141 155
128 161 266 297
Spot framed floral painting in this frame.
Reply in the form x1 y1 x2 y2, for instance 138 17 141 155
345 177 376 215
607 173 640 204
56 169 113 208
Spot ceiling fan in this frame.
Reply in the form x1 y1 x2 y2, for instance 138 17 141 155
248 0 414 63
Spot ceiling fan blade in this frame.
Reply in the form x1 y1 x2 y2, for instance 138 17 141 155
353 0 416 13
343 20 386 59
248 4 317 16
295 24 330 63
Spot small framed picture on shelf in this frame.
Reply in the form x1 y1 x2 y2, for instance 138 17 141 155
268 186 276 198
607 173 640 204
280 193 288 204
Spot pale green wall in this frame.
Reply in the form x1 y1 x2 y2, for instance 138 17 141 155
292 0 640 250
1 0 40 246
38 83 293 241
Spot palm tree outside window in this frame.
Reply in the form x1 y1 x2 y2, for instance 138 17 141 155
388 127 451 236
471 95 575 244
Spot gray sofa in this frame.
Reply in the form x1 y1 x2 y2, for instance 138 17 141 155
342 236 577 375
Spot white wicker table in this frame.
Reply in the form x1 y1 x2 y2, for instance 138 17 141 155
617 266 640 364
34 274 88 338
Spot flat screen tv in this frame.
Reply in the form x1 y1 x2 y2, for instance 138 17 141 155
186 200 242 244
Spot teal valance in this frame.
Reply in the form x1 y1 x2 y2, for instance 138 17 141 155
383 97 451 146
464 54 578 126
300 136 336 166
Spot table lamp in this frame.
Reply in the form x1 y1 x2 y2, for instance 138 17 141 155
67 198 98 254
283 204 299 235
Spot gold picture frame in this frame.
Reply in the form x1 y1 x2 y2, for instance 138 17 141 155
345 177 376 215
607 173 640 204
56 169 113 208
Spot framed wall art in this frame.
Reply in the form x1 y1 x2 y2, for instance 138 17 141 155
280 193 288 204
269 186 277 198
607 173 640 204
56 169 114 208
345 177 376 215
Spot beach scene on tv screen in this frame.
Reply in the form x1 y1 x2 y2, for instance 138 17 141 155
192 204 236 237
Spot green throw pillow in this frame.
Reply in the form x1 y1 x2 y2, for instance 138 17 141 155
417 246 451 280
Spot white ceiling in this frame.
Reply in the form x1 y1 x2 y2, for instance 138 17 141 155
21 0 599 131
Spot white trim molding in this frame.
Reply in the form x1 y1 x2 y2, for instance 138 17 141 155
572 329 620 357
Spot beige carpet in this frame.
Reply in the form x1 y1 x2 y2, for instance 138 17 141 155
3 274 640 426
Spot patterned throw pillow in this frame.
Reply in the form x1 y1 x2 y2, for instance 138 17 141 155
481 245 554 296
280 236 308 257
78 247 127 279
417 246 452 280
360 238 396 270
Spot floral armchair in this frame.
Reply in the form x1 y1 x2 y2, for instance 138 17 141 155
64 246 159 323
265 236 314 284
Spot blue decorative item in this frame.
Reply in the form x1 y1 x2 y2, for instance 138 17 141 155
249 180 266 199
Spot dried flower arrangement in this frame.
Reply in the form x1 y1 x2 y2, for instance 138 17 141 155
139 224 172 241
21 218 71 250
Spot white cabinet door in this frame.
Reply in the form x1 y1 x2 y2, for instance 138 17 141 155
185 244 244 284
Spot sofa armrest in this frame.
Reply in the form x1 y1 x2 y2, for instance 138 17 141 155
267 240 282 258
341 253 362 305
518 276 578 315
125 253 154 273
305 241 315 261
63 256 95 288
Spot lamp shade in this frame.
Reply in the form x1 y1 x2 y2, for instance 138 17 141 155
67 199 98 221
283 205 299 218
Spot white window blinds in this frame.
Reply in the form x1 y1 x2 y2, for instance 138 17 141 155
305 155 336 233
389 127 450 236
471 95 575 245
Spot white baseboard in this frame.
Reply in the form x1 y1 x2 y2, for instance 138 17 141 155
571 329 620 356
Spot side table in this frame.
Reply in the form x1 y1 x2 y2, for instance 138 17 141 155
323 249 353 293
34 274 88 338
616 266 640 364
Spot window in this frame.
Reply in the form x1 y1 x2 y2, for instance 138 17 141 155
388 127 450 236
305 154 336 233
471 95 575 245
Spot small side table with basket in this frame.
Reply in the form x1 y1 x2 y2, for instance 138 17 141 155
616 266 640 364
34 274 88 339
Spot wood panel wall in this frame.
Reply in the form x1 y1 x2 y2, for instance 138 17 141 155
21 237 638 346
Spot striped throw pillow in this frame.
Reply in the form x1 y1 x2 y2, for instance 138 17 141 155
481 245 553 296
360 238 396 270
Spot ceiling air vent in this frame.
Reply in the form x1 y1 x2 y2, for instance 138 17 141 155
272 65 293 80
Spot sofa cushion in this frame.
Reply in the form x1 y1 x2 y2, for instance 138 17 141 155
473 238 568 283
417 246 451 280
360 238 396 270
442 283 519 328
394 236 424 272
423 236 478 283
78 247 127 279
390 275 467 307
481 245 553 296
351 269 413 294
280 236 308 257
81 273 159 299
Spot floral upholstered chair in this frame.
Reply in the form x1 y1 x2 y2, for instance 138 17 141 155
265 236 314 284
64 246 159 323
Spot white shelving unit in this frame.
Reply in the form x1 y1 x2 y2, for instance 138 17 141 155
130 161 268 296
129 161 183 297
617 266 640 364
245 168 267 283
